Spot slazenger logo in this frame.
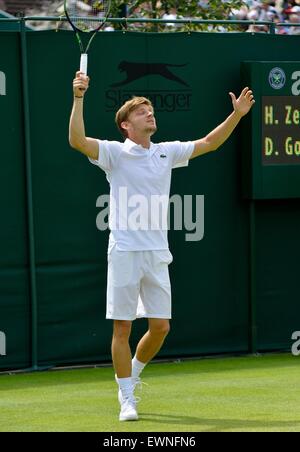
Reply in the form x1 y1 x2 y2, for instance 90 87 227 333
0 331 6 356
0 71 6 96
110 61 190 88
105 61 192 113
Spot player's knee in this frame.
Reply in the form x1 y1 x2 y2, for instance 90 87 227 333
150 320 170 337
113 320 132 342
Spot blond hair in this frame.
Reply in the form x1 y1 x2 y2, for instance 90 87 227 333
115 96 153 138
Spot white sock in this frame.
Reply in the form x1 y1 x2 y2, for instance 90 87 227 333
132 356 146 378
116 377 133 399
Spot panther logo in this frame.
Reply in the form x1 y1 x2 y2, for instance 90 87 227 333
110 61 189 88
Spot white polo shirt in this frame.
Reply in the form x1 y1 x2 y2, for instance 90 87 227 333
89 138 195 251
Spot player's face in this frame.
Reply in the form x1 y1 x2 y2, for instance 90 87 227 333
125 104 157 136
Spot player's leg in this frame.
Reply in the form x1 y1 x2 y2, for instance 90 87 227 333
106 247 141 421
132 249 173 378
111 321 138 422
107 246 138 379
112 320 132 378
133 318 170 374
112 320 139 421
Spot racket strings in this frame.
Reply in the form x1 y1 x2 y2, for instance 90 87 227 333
67 0 110 32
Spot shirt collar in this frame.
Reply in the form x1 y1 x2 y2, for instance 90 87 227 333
124 138 154 152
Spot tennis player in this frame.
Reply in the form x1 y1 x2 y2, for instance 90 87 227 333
69 71 255 421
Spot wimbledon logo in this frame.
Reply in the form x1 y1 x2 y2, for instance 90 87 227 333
269 67 286 90
0 71 6 96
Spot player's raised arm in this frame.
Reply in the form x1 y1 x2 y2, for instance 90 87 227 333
190 87 255 159
69 72 99 160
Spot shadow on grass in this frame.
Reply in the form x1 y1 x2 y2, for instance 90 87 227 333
138 412 300 432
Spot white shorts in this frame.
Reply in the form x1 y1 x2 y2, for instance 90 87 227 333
106 246 173 321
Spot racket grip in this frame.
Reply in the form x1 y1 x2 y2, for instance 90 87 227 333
80 53 88 75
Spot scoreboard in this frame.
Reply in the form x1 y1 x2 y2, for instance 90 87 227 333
241 61 300 199
262 96 300 165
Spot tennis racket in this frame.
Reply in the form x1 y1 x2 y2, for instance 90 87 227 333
64 0 111 75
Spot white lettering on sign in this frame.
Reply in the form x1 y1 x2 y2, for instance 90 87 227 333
0 71 6 96
291 71 300 96
0 331 6 356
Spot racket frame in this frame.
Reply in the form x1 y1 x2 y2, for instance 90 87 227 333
64 0 111 74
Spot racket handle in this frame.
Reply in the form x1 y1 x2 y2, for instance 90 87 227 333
80 53 88 75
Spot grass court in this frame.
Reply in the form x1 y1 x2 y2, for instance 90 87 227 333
0 353 299 432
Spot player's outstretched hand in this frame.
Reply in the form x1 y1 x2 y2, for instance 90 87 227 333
229 87 255 117
73 71 90 98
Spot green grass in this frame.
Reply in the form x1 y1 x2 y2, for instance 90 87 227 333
0 353 300 432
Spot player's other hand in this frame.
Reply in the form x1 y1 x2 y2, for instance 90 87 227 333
73 71 90 98
229 87 255 117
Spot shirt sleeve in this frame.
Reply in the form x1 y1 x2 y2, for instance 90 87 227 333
163 141 195 169
88 140 121 172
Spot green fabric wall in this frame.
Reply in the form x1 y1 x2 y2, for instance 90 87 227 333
0 30 299 370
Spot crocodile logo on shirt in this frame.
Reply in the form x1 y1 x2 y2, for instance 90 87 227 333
160 154 167 158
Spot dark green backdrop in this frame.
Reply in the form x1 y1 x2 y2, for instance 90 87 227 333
0 30 299 370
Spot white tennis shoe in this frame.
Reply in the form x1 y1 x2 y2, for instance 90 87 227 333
115 375 144 405
119 396 139 422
